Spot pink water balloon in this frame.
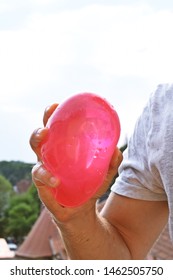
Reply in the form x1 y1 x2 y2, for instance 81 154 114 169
41 92 121 207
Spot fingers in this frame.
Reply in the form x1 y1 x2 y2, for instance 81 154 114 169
31 162 64 217
29 127 49 160
32 162 60 187
43 103 58 126
93 148 123 199
110 147 123 169
105 147 122 188
29 103 58 160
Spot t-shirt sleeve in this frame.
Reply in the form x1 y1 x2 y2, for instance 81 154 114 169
111 84 169 201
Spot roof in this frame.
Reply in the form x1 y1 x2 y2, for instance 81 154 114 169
15 208 67 259
0 238 15 259
15 179 31 193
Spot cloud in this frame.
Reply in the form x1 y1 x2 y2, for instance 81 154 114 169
1 1 173 162
83 5 173 82
1 3 171 96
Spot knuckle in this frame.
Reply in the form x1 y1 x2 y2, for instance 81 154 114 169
31 162 43 181
31 162 53 186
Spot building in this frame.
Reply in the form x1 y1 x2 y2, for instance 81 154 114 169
15 208 67 260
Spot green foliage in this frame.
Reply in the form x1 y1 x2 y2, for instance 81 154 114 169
0 175 14 236
0 161 33 185
0 175 13 217
5 184 41 243
120 143 127 153
0 160 41 242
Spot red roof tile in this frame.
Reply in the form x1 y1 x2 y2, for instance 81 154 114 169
16 208 67 259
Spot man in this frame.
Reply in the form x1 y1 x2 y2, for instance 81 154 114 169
30 84 171 259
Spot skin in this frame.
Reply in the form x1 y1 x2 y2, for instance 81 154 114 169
30 104 169 260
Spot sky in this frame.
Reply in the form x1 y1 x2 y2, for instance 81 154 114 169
1 0 173 163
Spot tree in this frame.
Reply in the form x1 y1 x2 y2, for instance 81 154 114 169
5 184 40 243
0 175 13 236
0 161 33 185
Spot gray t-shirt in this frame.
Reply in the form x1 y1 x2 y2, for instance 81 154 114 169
112 83 173 241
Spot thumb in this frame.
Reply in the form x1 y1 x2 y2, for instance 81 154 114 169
110 147 123 170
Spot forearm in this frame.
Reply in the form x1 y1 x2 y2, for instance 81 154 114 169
55 206 131 260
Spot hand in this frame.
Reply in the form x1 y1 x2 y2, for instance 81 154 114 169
29 104 123 224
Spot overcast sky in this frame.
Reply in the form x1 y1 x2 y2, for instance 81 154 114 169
1 0 173 163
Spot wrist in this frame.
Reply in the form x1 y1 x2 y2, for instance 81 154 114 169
52 200 98 252
55 205 102 259
53 199 97 229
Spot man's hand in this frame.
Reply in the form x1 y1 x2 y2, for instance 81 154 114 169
29 104 123 224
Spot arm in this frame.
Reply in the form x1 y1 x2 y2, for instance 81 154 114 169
52 192 168 260
32 159 168 260
101 193 168 259
30 104 168 260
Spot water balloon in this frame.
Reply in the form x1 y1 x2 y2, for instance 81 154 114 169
41 93 120 207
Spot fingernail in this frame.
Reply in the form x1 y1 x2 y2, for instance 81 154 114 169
36 128 45 135
49 177 59 187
